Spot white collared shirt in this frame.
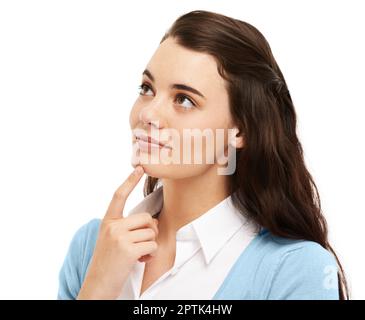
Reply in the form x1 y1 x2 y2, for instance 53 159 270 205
116 185 258 300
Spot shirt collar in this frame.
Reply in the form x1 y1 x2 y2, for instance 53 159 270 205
127 185 257 265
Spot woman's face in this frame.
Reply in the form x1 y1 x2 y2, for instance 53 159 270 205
129 37 236 179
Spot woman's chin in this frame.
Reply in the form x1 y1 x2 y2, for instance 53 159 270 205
137 163 173 179
133 161 212 180
131 151 212 179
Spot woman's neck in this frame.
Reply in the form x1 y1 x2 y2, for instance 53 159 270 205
156 165 231 241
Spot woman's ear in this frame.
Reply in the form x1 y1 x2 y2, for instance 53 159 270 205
229 127 244 149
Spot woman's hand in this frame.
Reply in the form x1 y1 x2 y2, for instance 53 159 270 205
77 166 159 300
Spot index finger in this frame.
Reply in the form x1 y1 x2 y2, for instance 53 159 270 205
104 165 144 219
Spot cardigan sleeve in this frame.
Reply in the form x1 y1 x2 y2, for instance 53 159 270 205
57 219 101 300
266 241 340 300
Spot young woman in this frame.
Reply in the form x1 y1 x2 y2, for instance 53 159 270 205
57 10 349 300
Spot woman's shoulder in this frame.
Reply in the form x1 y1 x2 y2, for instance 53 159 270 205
68 218 102 261
256 230 337 263
78 218 102 242
57 218 102 300
215 230 340 300
259 232 339 299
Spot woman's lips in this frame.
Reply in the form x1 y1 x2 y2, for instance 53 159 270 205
135 135 172 153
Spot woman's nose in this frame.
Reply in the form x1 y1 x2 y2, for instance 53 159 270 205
139 103 166 129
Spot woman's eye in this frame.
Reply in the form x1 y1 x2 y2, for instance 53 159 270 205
175 94 196 109
138 83 153 96
138 83 196 110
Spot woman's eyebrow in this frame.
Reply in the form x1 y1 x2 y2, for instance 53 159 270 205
142 69 206 100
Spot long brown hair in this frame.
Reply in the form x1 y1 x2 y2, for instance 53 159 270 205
143 10 349 299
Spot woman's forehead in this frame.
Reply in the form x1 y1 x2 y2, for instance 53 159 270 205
145 37 226 92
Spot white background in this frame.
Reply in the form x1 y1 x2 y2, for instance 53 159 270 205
0 0 364 299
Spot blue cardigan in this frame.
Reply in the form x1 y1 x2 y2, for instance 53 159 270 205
57 218 340 300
